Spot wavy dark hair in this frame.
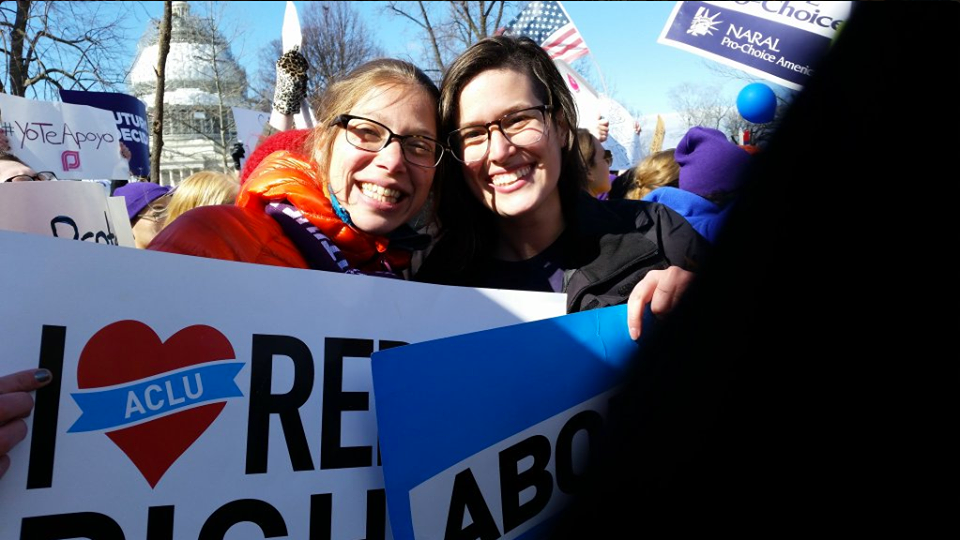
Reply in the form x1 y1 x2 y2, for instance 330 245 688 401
420 36 587 279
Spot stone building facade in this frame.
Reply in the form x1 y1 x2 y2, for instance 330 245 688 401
128 2 248 186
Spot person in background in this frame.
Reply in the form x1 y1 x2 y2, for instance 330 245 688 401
113 182 172 249
416 36 708 340
162 171 239 228
641 127 750 244
0 154 56 183
576 128 612 199
625 149 680 201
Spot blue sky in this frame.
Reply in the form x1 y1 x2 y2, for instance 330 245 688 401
123 1 759 124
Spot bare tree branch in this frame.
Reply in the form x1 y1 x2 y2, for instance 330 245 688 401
0 0 131 98
385 1 510 77
150 1 172 184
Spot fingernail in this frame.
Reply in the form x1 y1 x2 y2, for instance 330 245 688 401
34 369 52 383
629 326 640 341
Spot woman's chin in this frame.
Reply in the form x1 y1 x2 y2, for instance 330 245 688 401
349 212 405 237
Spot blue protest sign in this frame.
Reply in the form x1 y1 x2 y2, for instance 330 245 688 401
60 90 150 177
658 1 852 90
372 305 639 540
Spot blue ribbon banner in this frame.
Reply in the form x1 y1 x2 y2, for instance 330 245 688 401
68 362 244 433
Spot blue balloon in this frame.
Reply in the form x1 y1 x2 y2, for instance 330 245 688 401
737 83 777 124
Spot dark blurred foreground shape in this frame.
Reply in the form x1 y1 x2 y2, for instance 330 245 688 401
549 3 959 535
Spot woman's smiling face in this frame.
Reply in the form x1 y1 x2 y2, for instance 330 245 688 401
324 83 438 237
455 69 565 223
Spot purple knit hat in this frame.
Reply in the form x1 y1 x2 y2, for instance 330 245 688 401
675 127 751 199
114 182 171 220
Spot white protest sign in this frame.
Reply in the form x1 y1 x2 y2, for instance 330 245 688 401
107 195 136 247
281 0 315 130
0 93 127 180
0 181 134 246
600 95 642 170
554 59 602 135
231 107 271 169
0 231 565 539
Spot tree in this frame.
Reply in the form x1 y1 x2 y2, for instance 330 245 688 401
252 2 382 113
385 1 510 76
150 1 172 184
133 1 250 178
0 1 130 98
669 82 736 134
192 1 250 171
701 61 797 145
669 81 789 147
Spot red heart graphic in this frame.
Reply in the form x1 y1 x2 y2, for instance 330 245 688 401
77 320 236 488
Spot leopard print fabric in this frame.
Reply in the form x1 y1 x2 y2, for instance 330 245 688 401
273 46 310 115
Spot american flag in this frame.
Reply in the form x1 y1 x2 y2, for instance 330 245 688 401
500 1 589 64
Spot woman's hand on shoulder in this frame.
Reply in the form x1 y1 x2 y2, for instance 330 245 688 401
627 266 694 340
0 369 53 479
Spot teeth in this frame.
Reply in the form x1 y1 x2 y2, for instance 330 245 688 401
360 182 401 204
491 165 531 186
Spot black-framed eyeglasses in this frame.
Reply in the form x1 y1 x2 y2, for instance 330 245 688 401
331 114 444 168
3 171 57 183
603 150 613 166
447 104 552 164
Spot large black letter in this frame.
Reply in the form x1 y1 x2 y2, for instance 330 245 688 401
320 338 373 469
499 435 553 534
49 216 79 240
146 506 174 540
27 325 66 489
198 499 287 539
444 469 501 540
309 494 333 540
21 512 124 540
246 334 315 474
555 410 602 495
362 488 386 540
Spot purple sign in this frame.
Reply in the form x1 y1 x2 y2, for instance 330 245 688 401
659 1 850 90
60 90 150 177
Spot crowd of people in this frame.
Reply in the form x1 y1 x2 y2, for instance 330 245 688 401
0 34 742 483
9 0 949 527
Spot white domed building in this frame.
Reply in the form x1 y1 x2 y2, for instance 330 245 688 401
129 1 249 186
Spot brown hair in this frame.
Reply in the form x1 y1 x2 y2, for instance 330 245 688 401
427 36 587 273
307 59 440 179
576 128 598 169
0 153 29 166
626 149 680 200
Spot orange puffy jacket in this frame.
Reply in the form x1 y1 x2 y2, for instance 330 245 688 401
148 204 309 269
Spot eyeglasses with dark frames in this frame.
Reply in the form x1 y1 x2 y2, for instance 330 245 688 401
447 104 552 164
3 171 57 183
331 114 444 168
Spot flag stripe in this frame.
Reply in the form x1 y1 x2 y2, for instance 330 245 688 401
543 26 578 49
501 1 590 63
